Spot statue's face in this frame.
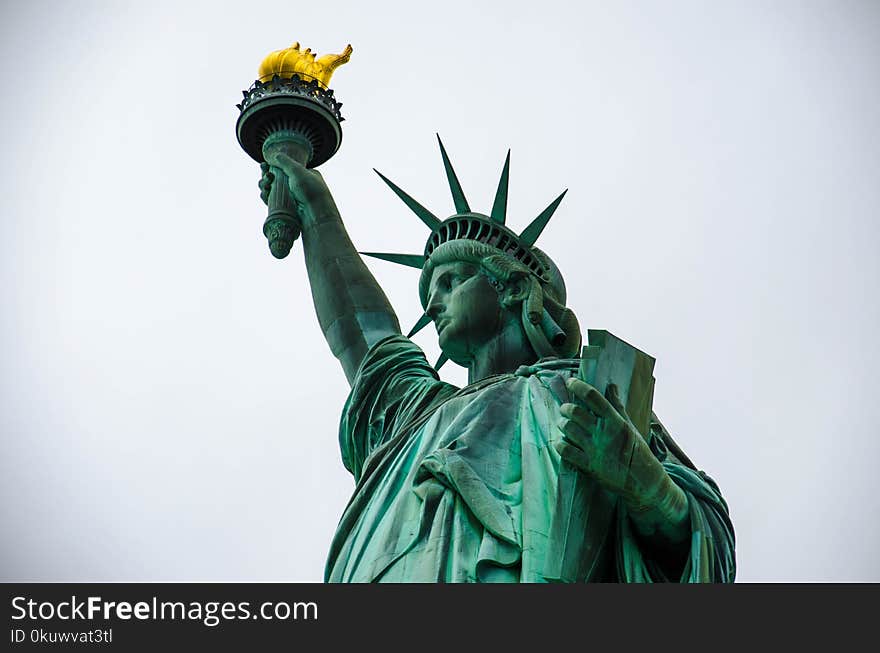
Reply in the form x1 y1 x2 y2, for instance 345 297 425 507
426 261 505 363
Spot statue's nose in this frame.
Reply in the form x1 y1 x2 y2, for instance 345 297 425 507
426 299 444 321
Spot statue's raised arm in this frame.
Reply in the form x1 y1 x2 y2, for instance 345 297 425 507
259 150 401 384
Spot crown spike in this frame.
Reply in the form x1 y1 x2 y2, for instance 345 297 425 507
374 169 442 231
360 252 426 269
519 189 568 247
436 134 471 214
407 313 433 338
434 352 449 371
490 149 511 224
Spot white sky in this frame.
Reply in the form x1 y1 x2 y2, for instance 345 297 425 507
1 0 878 582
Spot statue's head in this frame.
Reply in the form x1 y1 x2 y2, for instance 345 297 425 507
363 137 581 369
418 237 580 366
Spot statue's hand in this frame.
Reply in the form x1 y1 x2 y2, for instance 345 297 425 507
262 146 333 223
258 162 274 206
555 379 672 512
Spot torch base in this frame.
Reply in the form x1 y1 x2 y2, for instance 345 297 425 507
236 93 342 169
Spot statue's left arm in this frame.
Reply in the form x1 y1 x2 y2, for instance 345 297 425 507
555 379 695 568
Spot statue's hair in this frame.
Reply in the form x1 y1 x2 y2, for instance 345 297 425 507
418 240 582 359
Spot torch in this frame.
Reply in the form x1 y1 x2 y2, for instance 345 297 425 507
236 42 352 258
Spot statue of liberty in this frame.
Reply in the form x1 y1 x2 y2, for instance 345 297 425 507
256 131 736 582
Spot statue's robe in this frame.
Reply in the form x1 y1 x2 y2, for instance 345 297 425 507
325 336 735 582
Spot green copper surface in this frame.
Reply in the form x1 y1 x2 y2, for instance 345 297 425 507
359 252 425 269
253 137 735 583
437 134 471 214
260 133 311 258
406 313 432 338
519 189 568 247
373 168 442 231
490 150 511 225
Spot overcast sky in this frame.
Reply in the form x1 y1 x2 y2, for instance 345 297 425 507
1 0 878 582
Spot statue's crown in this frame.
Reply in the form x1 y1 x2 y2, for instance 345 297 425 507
362 135 566 283
360 135 569 367
257 42 353 88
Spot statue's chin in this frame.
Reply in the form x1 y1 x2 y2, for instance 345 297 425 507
437 334 469 368
444 352 470 368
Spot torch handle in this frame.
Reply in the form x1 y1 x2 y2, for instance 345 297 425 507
261 134 313 259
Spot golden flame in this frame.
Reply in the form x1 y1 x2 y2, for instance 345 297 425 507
257 42 352 88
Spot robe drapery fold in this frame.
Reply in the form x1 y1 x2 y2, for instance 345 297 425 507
325 336 735 583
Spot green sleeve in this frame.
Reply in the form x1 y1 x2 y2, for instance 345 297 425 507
616 464 737 582
338 335 457 482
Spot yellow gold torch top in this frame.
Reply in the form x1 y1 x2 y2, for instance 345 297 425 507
257 42 353 88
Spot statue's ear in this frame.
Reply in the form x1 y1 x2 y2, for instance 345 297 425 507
498 270 530 309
